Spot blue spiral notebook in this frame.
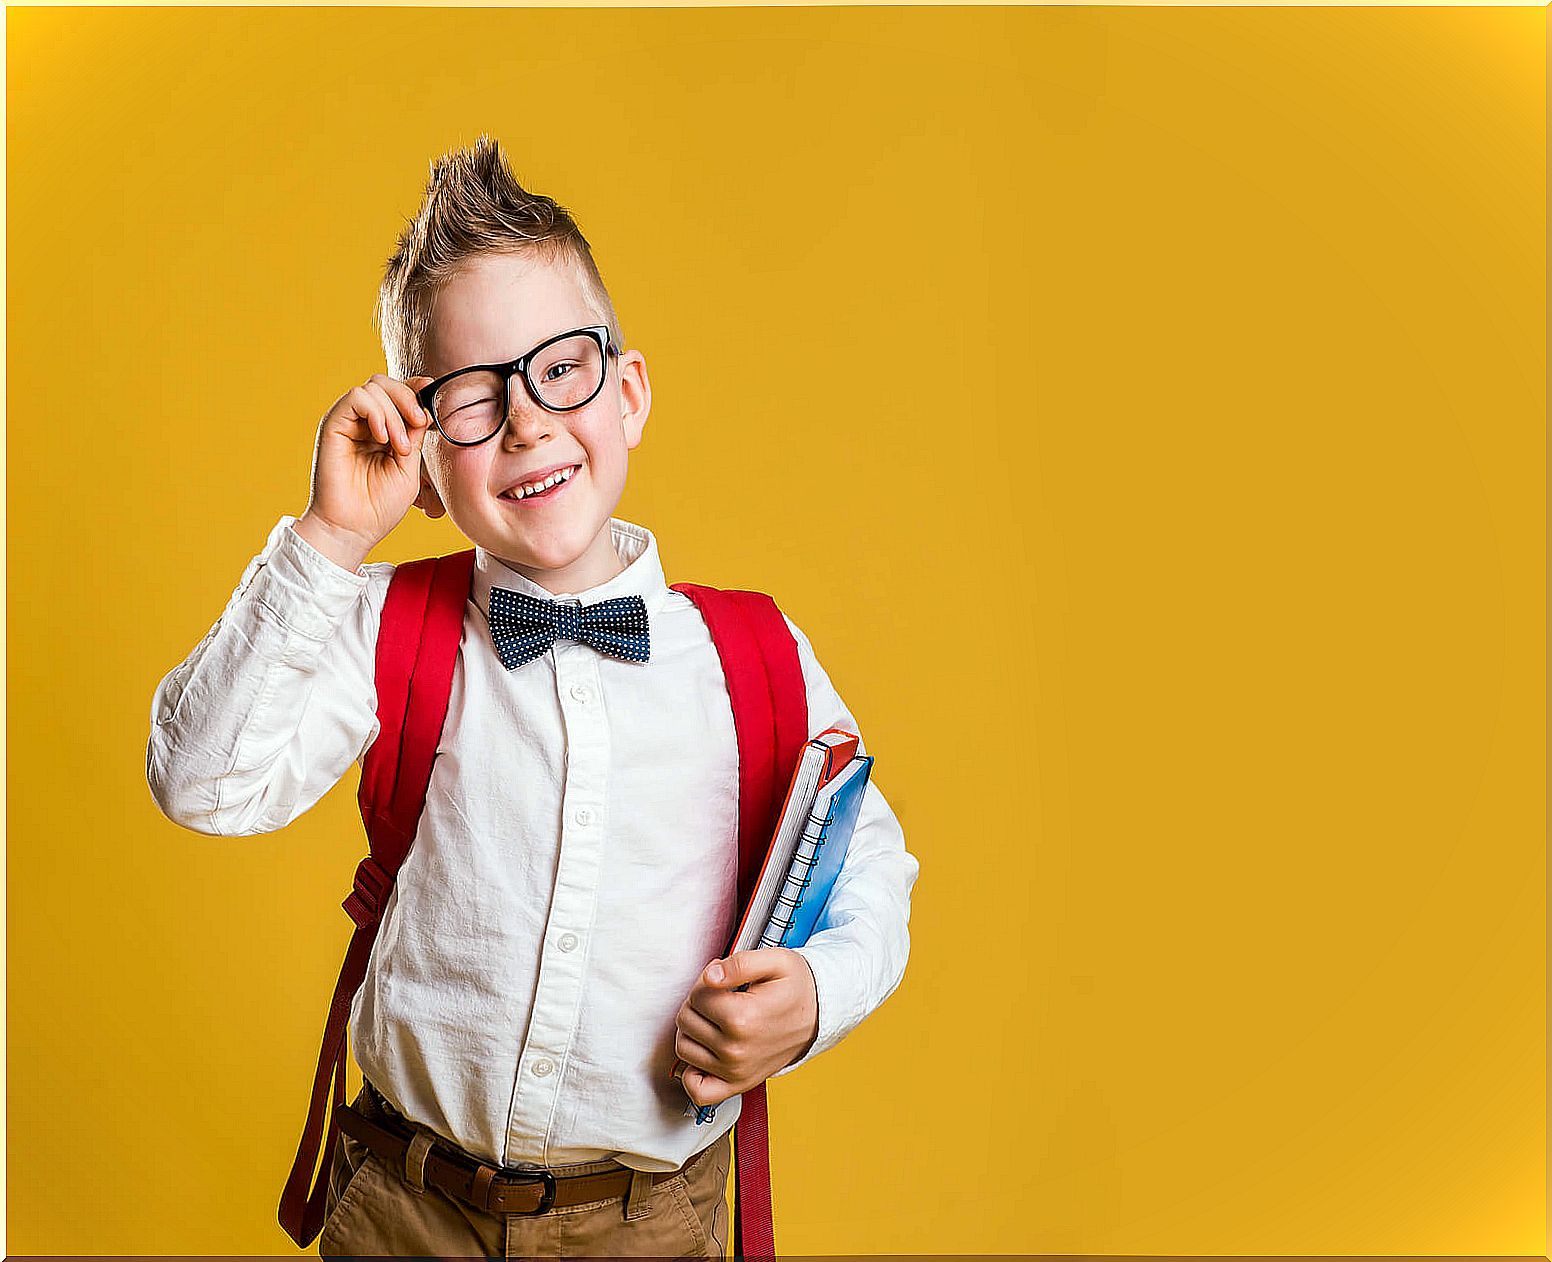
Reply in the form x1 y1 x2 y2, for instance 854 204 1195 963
673 728 874 1124
753 752 872 950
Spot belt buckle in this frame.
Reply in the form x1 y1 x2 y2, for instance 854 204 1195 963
502 1162 557 1214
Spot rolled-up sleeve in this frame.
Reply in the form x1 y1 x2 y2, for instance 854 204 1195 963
146 515 390 836
769 611 920 1077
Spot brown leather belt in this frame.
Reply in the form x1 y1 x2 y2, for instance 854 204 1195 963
336 1087 716 1216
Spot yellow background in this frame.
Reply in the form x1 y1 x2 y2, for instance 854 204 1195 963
6 5 1545 1255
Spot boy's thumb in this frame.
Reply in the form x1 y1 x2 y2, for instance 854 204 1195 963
404 380 436 452
406 376 435 420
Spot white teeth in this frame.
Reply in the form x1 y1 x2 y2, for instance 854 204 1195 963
507 465 577 499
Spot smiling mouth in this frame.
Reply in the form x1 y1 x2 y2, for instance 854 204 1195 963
500 464 581 503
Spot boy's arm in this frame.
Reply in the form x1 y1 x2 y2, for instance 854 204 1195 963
145 515 386 836
766 610 921 1077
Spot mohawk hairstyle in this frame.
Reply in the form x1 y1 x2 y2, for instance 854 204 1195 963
375 134 623 381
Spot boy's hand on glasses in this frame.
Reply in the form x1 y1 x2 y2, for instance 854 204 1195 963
295 373 437 572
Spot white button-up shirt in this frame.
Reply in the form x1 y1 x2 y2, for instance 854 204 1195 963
146 515 919 1172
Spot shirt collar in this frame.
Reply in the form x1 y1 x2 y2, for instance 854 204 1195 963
472 518 671 618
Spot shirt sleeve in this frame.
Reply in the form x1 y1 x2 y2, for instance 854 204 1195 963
766 610 921 1078
145 514 391 836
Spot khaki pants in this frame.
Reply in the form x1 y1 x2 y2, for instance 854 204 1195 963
319 1082 733 1259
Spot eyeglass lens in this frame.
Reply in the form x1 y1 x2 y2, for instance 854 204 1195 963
431 333 605 442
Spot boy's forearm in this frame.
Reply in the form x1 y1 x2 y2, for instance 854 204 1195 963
146 516 380 835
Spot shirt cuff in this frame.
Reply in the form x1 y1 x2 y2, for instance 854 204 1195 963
768 935 864 1079
246 515 371 641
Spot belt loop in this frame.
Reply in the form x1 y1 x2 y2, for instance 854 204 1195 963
623 1167 655 1221
471 1163 496 1212
404 1128 435 1194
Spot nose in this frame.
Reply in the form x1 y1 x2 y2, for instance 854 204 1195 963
500 375 556 449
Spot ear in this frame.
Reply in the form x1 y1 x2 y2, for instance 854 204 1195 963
617 349 651 450
415 443 447 520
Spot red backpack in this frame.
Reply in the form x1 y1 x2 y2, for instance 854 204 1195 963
277 548 808 1261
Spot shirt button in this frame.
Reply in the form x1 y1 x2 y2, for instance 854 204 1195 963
570 682 591 703
558 932 579 952
532 1058 554 1078
575 806 594 826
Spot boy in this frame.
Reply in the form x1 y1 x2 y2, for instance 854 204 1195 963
146 135 919 1258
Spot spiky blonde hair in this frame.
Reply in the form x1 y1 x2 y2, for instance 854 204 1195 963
375 134 623 381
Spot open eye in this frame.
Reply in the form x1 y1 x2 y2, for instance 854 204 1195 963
542 360 580 383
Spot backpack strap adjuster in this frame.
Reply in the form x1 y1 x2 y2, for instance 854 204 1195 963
342 854 393 928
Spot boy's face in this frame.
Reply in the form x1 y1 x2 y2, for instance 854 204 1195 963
416 249 650 595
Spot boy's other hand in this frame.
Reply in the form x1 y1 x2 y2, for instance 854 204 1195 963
673 947 820 1108
295 373 437 572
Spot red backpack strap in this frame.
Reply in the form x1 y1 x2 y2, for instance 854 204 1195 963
278 548 474 1247
671 582 807 1262
672 585 808 909
359 549 475 855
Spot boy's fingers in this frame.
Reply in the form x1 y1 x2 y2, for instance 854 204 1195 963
368 377 417 455
673 1027 722 1074
359 379 402 453
401 376 435 428
343 385 385 447
684 982 729 1030
676 998 724 1046
379 373 431 431
682 1066 733 1108
716 948 791 989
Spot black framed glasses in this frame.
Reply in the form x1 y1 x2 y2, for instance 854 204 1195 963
415 325 622 447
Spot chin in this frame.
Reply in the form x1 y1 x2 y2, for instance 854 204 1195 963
499 525 595 568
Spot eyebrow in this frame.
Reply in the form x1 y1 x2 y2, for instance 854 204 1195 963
447 325 598 372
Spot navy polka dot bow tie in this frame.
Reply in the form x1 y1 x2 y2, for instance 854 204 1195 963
485 587 651 670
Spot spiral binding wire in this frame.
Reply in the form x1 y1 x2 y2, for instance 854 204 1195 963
694 804 836 1126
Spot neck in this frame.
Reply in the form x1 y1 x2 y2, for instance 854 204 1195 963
496 526 626 597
